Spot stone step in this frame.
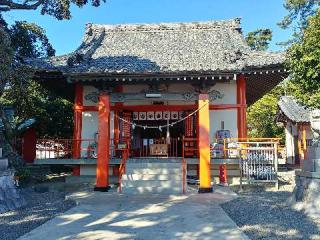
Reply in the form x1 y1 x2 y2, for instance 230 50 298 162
121 161 185 194
121 179 183 188
126 162 182 168
122 173 183 181
127 158 182 163
121 186 183 194
125 168 182 175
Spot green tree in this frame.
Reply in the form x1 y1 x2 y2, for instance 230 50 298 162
245 28 285 140
247 86 286 142
286 9 320 108
245 29 272 51
0 0 104 167
0 20 73 167
247 3 320 140
279 0 320 30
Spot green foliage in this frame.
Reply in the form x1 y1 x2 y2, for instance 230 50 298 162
247 4 320 140
0 20 73 144
245 27 283 140
245 29 273 51
247 86 285 143
10 21 55 60
1 66 73 138
286 9 320 108
279 0 320 30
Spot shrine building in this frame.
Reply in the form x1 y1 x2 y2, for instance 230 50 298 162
30 19 287 193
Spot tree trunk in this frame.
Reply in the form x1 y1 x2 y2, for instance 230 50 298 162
0 104 14 146
0 105 24 168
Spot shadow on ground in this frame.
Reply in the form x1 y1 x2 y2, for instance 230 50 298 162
18 186 248 240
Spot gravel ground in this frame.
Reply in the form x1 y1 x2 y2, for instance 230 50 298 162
0 188 75 240
221 177 320 240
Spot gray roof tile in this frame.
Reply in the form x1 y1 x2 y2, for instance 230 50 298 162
278 96 311 123
27 19 285 74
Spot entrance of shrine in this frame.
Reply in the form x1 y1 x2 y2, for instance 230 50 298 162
119 110 197 158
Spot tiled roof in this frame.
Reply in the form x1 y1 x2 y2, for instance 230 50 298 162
27 19 285 74
278 96 311 123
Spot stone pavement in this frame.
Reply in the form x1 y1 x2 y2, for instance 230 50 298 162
18 186 249 240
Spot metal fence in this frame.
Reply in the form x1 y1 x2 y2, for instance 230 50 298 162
224 138 279 189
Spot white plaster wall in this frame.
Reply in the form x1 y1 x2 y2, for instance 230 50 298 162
123 83 193 106
167 83 195 92
83 82 236 106
209 109 238 142
83 85 99 106
285 122 296 164
210 82 237 105
122 83 236 105
123 84 148 93
81 111 114 157
82 111 98 140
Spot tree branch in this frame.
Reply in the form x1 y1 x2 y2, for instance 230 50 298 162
0 0 43 11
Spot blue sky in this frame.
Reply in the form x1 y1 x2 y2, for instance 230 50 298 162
3 0 292 55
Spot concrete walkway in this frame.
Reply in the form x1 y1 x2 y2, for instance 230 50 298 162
19 186 249 240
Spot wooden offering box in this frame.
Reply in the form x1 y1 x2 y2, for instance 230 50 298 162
149 144 168 156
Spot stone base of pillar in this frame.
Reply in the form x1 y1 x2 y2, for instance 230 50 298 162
94 186 111 192
198 187 213 193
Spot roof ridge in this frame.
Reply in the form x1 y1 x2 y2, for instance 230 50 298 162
85 18 241 33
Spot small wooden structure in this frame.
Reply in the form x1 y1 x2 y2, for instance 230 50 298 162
276 96 312 167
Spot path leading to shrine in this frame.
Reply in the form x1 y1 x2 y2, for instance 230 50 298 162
18 186 249 240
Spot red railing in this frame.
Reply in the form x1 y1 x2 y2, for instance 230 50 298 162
36 138 116 159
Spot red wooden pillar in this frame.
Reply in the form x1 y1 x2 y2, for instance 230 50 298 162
94 92 111 191
237 74 247 139
72 83 83 175
198 94 213 193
